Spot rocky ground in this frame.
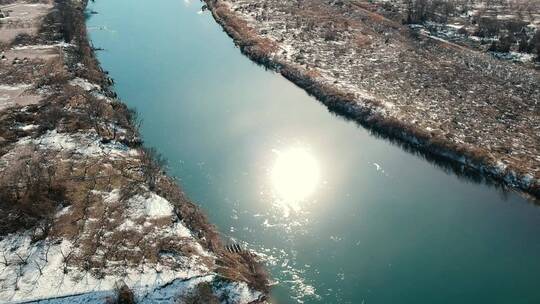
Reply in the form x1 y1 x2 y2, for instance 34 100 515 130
203 0 540 199
0 0 268 303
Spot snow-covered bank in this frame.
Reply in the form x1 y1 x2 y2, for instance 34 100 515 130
0 0 269 302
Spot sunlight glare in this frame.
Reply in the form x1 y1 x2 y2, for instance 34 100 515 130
271 147 320 204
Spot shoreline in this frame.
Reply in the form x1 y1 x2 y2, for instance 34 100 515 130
0 0 268 302
75 1 270 297
203 0 539 200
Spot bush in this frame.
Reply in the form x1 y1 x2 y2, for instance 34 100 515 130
533 31 540 60
55 0 106 84
0 153 66 236
177 282 219 304
116 285 135 304
106 284 135 304
405 0 457 24
488 34 514 52
140 147 167 191
476 17 501 37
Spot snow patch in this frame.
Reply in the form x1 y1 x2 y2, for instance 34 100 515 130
127 193 174 219
0 232 212 303
55 205 72 218
0 84 32 91
19 124 38 131
138 275 215 303
214 280 263 304
69 77 101 92
17 130 136 159
11 42 72 51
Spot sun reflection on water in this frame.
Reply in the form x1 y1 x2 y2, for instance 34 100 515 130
270 146 320 214
247 146 323 302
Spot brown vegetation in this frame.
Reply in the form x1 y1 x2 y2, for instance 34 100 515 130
177 282 220 304
54 0 105 84
0 0 270 299
106 284 135 304
211 0 278 63
0 149 66 237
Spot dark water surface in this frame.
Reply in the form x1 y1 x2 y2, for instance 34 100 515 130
87 1 540 303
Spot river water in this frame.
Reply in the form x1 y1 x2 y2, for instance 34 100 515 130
87 1 540 303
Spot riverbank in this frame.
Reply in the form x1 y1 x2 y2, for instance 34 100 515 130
0 0 268 302
203 0 540 199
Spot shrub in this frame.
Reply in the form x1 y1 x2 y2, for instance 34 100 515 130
106 284 135 304
116 285 135 304
533 31 540 60
177 282 219 304
0 153 66 236
140 147 167 191
488 34 514 52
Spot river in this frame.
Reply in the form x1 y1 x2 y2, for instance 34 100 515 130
87 1 540 303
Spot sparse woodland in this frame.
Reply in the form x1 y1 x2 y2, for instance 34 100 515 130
382 0 540 60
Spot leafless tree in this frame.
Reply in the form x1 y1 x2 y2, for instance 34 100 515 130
140 147 166 192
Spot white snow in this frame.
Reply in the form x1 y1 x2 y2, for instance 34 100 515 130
69 78 101 92
16 130 136 159
0 180 255 301
17 274 264 304
127 193 174 219
55 205 72 218
0 228 258 303
93 189 195 239
0 231 211 303
138 275 215 303
446 24 463 29
92 91 113 102
11 42 72 51
18 124 38 131
170 221 193 238
102 189 121 204
116 219 139 231
214 280 263 304
0 84 32 91
495 160 508 171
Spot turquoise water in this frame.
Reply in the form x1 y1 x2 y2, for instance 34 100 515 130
87 1 540 303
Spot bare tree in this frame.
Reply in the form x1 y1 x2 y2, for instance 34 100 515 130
140 147 167 192
533 30 540 60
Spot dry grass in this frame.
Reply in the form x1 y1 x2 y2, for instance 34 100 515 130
213 2 278 60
